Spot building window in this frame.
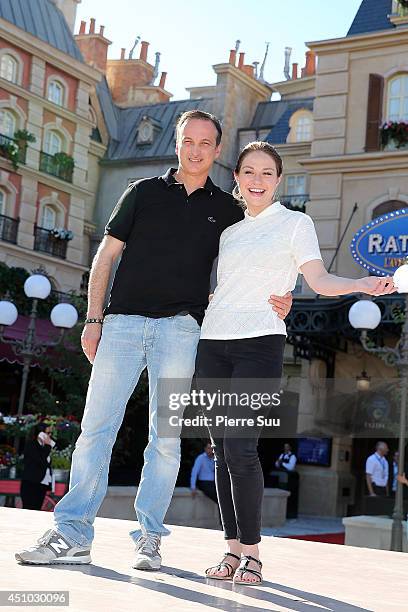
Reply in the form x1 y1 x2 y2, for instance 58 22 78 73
372 200 406 220
48 80 65 107
295 115 313 142
44 130 63 155
287 174 306 195
0 189 5 216
0 109 16 138
0 54 18 83
387 75 408 122
41 205 57 229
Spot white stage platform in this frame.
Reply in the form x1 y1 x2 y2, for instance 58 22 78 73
2 507 407 611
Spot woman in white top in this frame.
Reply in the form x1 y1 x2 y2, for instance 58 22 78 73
197 141 395 585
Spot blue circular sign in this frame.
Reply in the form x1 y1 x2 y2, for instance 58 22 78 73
350 208 408 276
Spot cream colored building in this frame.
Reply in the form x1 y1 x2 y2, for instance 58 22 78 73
253 0 408 516
0 0 103 293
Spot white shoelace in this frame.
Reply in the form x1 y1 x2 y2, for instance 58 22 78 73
136 533 160 556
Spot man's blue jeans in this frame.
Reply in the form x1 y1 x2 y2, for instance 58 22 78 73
53 313 200 547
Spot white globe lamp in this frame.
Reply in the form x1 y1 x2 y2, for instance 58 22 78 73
24 274 51 299
393 264 408 294
0 301 18 326
348 300 382 330
50 303 78 329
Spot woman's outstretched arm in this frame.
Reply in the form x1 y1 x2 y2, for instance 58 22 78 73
300 259 396 297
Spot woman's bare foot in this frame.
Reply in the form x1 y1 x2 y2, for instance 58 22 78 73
234 544 262 584
205 539 242 579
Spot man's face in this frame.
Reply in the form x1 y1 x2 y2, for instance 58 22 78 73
176 118 221 177
284 444 291 454
205 444 213 457
379 443 389 456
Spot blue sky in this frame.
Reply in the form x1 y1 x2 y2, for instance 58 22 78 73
76 0 363 100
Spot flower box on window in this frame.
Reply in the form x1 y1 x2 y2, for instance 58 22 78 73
49 228 74 241
380 121 408 149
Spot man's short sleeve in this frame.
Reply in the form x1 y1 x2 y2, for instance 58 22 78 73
291 214 323 274
366 455 374 475
104 182 140 242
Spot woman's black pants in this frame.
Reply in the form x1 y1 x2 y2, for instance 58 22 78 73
195 334 285 545
20 480 49 510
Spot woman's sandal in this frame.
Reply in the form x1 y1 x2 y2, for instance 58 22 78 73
233 555 263 585
205 552 241 580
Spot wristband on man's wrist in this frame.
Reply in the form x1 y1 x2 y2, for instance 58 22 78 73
85 317 104 324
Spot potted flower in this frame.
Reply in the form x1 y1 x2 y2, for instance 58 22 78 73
380 120 408 149
0 444 17 477
13 129 36 163
51 444 73 483
0 140 19 170
52 152 75 181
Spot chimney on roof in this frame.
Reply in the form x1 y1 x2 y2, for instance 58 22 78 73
140 41 149 62
229 49 237 66
304 50 316 76
106 40 172 107
159 71 167 89
121 48 126 60
238 52 245 70
292 62 298 79
75 17 112 73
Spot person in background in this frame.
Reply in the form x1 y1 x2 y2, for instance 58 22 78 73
392 451 399 496
191 441 218 505
20 424 55 510
366 441 389 497
275 443 297 472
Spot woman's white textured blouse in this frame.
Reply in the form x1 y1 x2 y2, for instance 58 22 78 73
200 201 323 340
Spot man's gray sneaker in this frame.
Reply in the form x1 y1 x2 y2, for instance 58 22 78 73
132 532 161 570
15 529 91 565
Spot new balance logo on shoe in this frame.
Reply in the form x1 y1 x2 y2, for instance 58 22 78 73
49 538 70 555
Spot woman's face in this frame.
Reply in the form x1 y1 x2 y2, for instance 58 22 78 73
235 150 281 215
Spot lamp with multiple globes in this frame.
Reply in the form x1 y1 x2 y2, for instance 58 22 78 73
0 274 79 417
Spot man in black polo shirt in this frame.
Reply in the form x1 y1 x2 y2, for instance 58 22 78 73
16 110 292 570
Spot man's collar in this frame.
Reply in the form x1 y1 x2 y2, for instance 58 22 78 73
161 168 215 194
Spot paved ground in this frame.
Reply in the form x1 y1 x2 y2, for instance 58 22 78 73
2 507 407 612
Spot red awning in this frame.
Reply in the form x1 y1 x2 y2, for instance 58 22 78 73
0 315 63 367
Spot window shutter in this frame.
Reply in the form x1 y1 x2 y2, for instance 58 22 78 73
365 74 384 152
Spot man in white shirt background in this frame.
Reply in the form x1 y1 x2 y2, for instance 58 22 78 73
366 441 389 497
275 443 297 472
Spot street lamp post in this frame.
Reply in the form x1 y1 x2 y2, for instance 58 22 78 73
0 274 78 417
348 264 408 552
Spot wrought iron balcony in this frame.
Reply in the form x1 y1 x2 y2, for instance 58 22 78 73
39 151 73 183
33 225 68 259
0 132 27 164
0 213 19 244
279 194 309 212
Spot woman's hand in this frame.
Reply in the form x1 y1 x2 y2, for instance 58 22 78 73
354 276 396 296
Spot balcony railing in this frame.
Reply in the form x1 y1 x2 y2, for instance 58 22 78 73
0 213 19 244
279 194 309 212
34 225 68 259
0 133 26 164
39 151 73 183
